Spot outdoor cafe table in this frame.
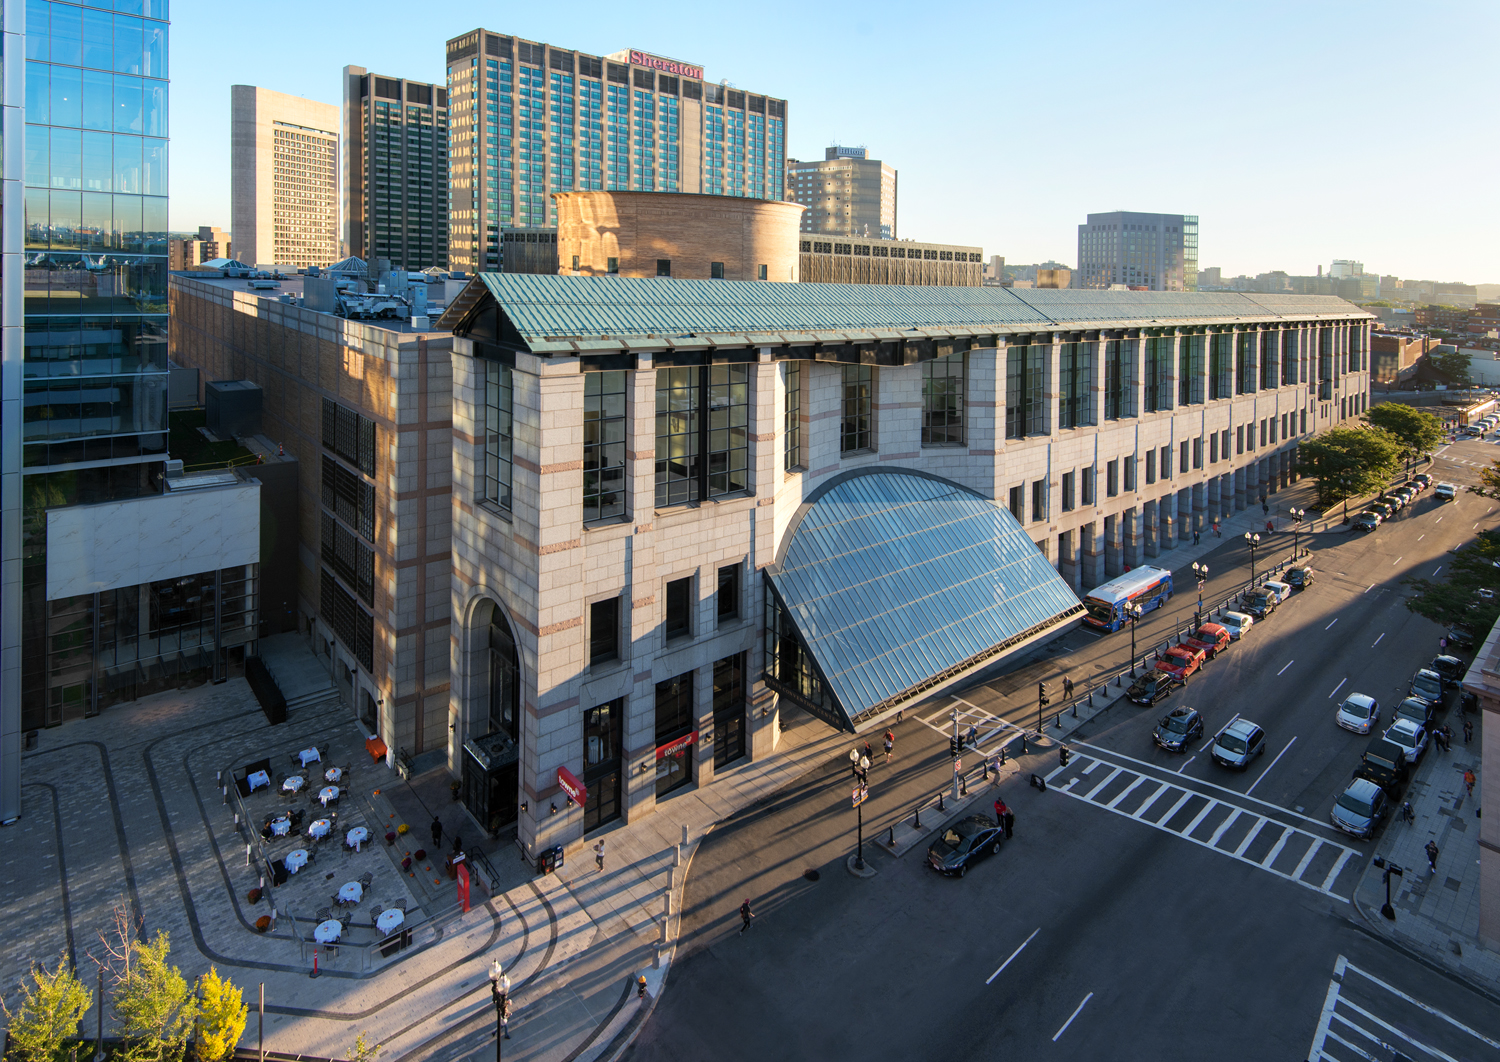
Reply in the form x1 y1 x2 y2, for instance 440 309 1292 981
324 766 343 783
299 747 321 767
282 775 305 793
376 909 404 934
346 826 369 851
318 785 339 807
336 881 362 905
308 818 331 840
284 849 308 874
247 770 271 792
313 919 342 944
269 817 291 837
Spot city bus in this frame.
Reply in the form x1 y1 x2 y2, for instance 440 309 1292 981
1081 566 1174 632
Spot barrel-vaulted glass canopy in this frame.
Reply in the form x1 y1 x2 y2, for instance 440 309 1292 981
763 470 1085 732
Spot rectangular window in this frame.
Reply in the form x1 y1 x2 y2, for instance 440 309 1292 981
583 370 627 523
1161 444 1172 478
656 259 671 277
1221 428 1230 459
1145 449 1157 484
1210 333 1233 400
607 256 619 273
1261 330 1279 390
1031 479 1045 523
922 352 966 445
783 361 802 471
572 254 581 270
717 564 740 623
1081 465 1095 506
1104 339 1136 421
1106 459 1119 497
1179 334 1205 406
322 397 378 477
1236 425 1245 454
1210 432 1218 463
1301 409 1307 434
1057 342 1095 430
1061 471 1075 512
1236 332 1257 395
1124 456 1137 492
483 361 514 510
841 364 875 453
654 671 694 743
1182 440 1191 472
655 365 750 507
1260 419 1268 446
1006 343 1049 437
1283 329 1299 385
1192 437 1203 469
665 577 692 640
1143 336 1172 414
710 261 724 279
712 652 747 769
590 597 620 666
758 264 767 281
1009 485 1024 522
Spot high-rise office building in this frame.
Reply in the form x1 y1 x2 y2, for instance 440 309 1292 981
786 146 897 239
1075 211 1199 291
444 31 788 272
231 86 338 268
342 67 450 269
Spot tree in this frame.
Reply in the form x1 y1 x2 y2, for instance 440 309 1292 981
193 968 246 1062
1479 459 1500 499
349 1033 382 1062
1 955 93 1062
113 931 199 1062
1294 426 1404 508
1405 530 1500 630
1428 350 1472 386
1362 403 1445 465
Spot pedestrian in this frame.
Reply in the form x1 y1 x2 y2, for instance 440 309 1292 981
1440 636 1448 652
739 898 754 934
1425 839 1439 873
1193 528 1200 546
1063 676 1075 700
1002 806 1015 840
1262 500 1269 516
594 839 605 872
1213 520 1221 538
1465 768 1476 797
1265 519 1274 534
1465 719 1474 745
452 834 463 856
967 723 978 748
883 728 894 764
1442 725 1454 752
863 739 873 763
430 816 443 849
994 797 1008 827
501 996 512 1039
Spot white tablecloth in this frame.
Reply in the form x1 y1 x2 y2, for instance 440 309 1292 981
376 909 404 934
269 818 290 837
337 881 362 905
299 747 321 767
247 770 270 791
282 775 305 793
308 818 331 840
346 826 369 850
284 849 308 874
318 785 339 807
324 766 343 783
313 919 341 943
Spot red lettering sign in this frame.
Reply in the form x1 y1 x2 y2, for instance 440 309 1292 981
629 50 704 81
655 730 699 761
557 766 588 806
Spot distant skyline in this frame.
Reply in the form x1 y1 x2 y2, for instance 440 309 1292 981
168 0 1499 283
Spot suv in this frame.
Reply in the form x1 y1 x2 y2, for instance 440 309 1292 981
1434 482 1458 501
1211 719 1267 770
1408 668 1445 710
1394 697 1435 727
1127 670 1176 706
1354 512 1381 533
1184 623 1231 659
1429 654 1466 687
1285 566 1315 589
1331 777 1388 839
1242 590 1276 619
1355 736 1410 796
1154 706 1204 752
1446 623 1477 650
1384 718 1429 766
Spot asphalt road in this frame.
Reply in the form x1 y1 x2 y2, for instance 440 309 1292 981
627 440 1500 1061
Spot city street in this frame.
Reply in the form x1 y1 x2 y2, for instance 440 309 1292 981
627 441 1500 1062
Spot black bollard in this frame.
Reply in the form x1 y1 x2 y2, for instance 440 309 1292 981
889 825 895 845
913 803 922 829
937 791 946 812
1020 732 1029 755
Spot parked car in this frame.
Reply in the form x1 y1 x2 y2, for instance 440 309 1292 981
1429 654 1466 687
1212 719 1267 770
1369 502 1395 520
1383 494 1405 513
1331 777 1389 840
1353 512 1381 533
1184 623 1231 659
1335 693 1381 735
1394 697 1435 727
1446 623 1477 650
1408 668 1446 710
1219 611 1255 640
1127 669 1176 706
1383 718 1429 766
1355 736 1410 797
1414 472 1433 489
1242 590 1276 619
1285 566 1315 589
1434 482 1458 501
1154 706 1204 753
927 815 1004 878
1263 580 1292 604
1155 645 1206 682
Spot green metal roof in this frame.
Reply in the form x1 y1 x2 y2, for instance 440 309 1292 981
441 273 1370 348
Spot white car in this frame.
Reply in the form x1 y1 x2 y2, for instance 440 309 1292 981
1336 693 1380 735
1384 718 1429 766
1434 483 1458 501
1263 580 1292 604
1218 611 1254 640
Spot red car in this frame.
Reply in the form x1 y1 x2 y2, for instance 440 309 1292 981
1184 623 1231 660
1155 645 1206 681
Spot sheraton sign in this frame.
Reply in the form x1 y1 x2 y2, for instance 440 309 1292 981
629 50 703 80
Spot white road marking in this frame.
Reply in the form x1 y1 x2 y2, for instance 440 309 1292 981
1084 766 1123 800
1106 776 1148 810
1292 839 1323 880
1343 960 1500 1050
1363 583 1374 594
1327 617 1340 630
985 927 1040 985
1082 760 1101 775
1261 827 1292 868
1320 849 1354 891
1176 755 1196 774
1182 801 1217 836
1051 992 1094 1042
1334 998 1465 1062
1142 789 1191 822
1207 809 1241 847
1329 678 1347 699
1418 534 1424 541
1372 633 1384 647
1232 817 1268 857
1278 659 1295 675
1247 737 1297 796
1433 566 1442 576
1392 556 1403 565
1437 516 1444 523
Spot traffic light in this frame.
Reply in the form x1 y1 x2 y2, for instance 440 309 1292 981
1038 681 1051 708
949 736 960 758
1059 746 1071 767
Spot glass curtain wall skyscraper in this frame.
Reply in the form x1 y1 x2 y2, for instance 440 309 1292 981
1075 211 1198 291
444 30 788 273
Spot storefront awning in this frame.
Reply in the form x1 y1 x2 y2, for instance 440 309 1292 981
765 471 1084 731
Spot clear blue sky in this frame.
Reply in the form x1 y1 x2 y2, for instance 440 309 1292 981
169 0 1498 283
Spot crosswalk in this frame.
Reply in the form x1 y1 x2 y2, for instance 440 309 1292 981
1308 955 1500 1061
1042 746 1365 901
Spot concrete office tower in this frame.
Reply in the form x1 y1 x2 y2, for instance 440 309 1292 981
342 67 450 269
444 30 788 272
231 86 339 268
786 146 898 239
1076 211 1199 291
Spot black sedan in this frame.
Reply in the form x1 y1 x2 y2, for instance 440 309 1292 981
1127 669 1176 706
1154 706 1204 752
927 815 1004 877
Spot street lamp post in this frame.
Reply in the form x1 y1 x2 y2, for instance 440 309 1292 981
849 750 870 870
489 960 511 1062
1372 857 1404 921
1289 508 1305 560
1191 562 1208 628
1127 602 1143 675
1244 532 1260 585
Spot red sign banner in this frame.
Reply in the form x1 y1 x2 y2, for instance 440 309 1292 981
456 861 470 914
655 730 699 761
557 765 587 806
629 50 703 81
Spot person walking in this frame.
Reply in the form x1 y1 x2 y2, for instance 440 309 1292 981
1465 719 1474 745
994 797 1008 828
1063 676 1075 701
1440 636 1448 653
1262 500 1270 517
1193 528 1200 546
739 899 754 934
1465 768 1477 797
500 995 512 1039
594 839 605 872
966 723 978 748
883 729 894 764
1425 839 1440 873
1213 520 1221 538
863 739 873 764
431 816 443 849
1002 806 1015 840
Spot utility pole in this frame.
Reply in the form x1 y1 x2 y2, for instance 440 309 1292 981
1037 681 1050 735
951 710 961 802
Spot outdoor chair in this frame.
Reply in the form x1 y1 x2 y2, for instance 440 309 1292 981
359 872 373 889
395 898 407 912
315 906 331 922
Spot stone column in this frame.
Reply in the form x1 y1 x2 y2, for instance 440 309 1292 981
1079 520 1104 589
1103 514 1122 577
1234 466 1247 511
1158 492 1176 551
1179 486 1194 542
1123 507 1141 569
1143 499 1160 558
1192 483 1208 540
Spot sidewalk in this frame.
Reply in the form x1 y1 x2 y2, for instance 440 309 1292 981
1349 709 1499 988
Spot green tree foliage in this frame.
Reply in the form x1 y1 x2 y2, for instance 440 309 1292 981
193 968 246 1062
113 931 199 1062
1294 426 1404 507
1362 403 1445 462
349 1033 382 1062
1 955 93 1062
1405 530 1500 630
1479 458 1500 499
1428 350 1472 385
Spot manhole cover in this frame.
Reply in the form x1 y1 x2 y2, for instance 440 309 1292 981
803 868 821 882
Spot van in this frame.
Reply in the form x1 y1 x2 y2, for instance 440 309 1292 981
1263 580 1292 603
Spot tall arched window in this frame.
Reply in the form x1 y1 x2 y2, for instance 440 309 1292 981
488 614 519 740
